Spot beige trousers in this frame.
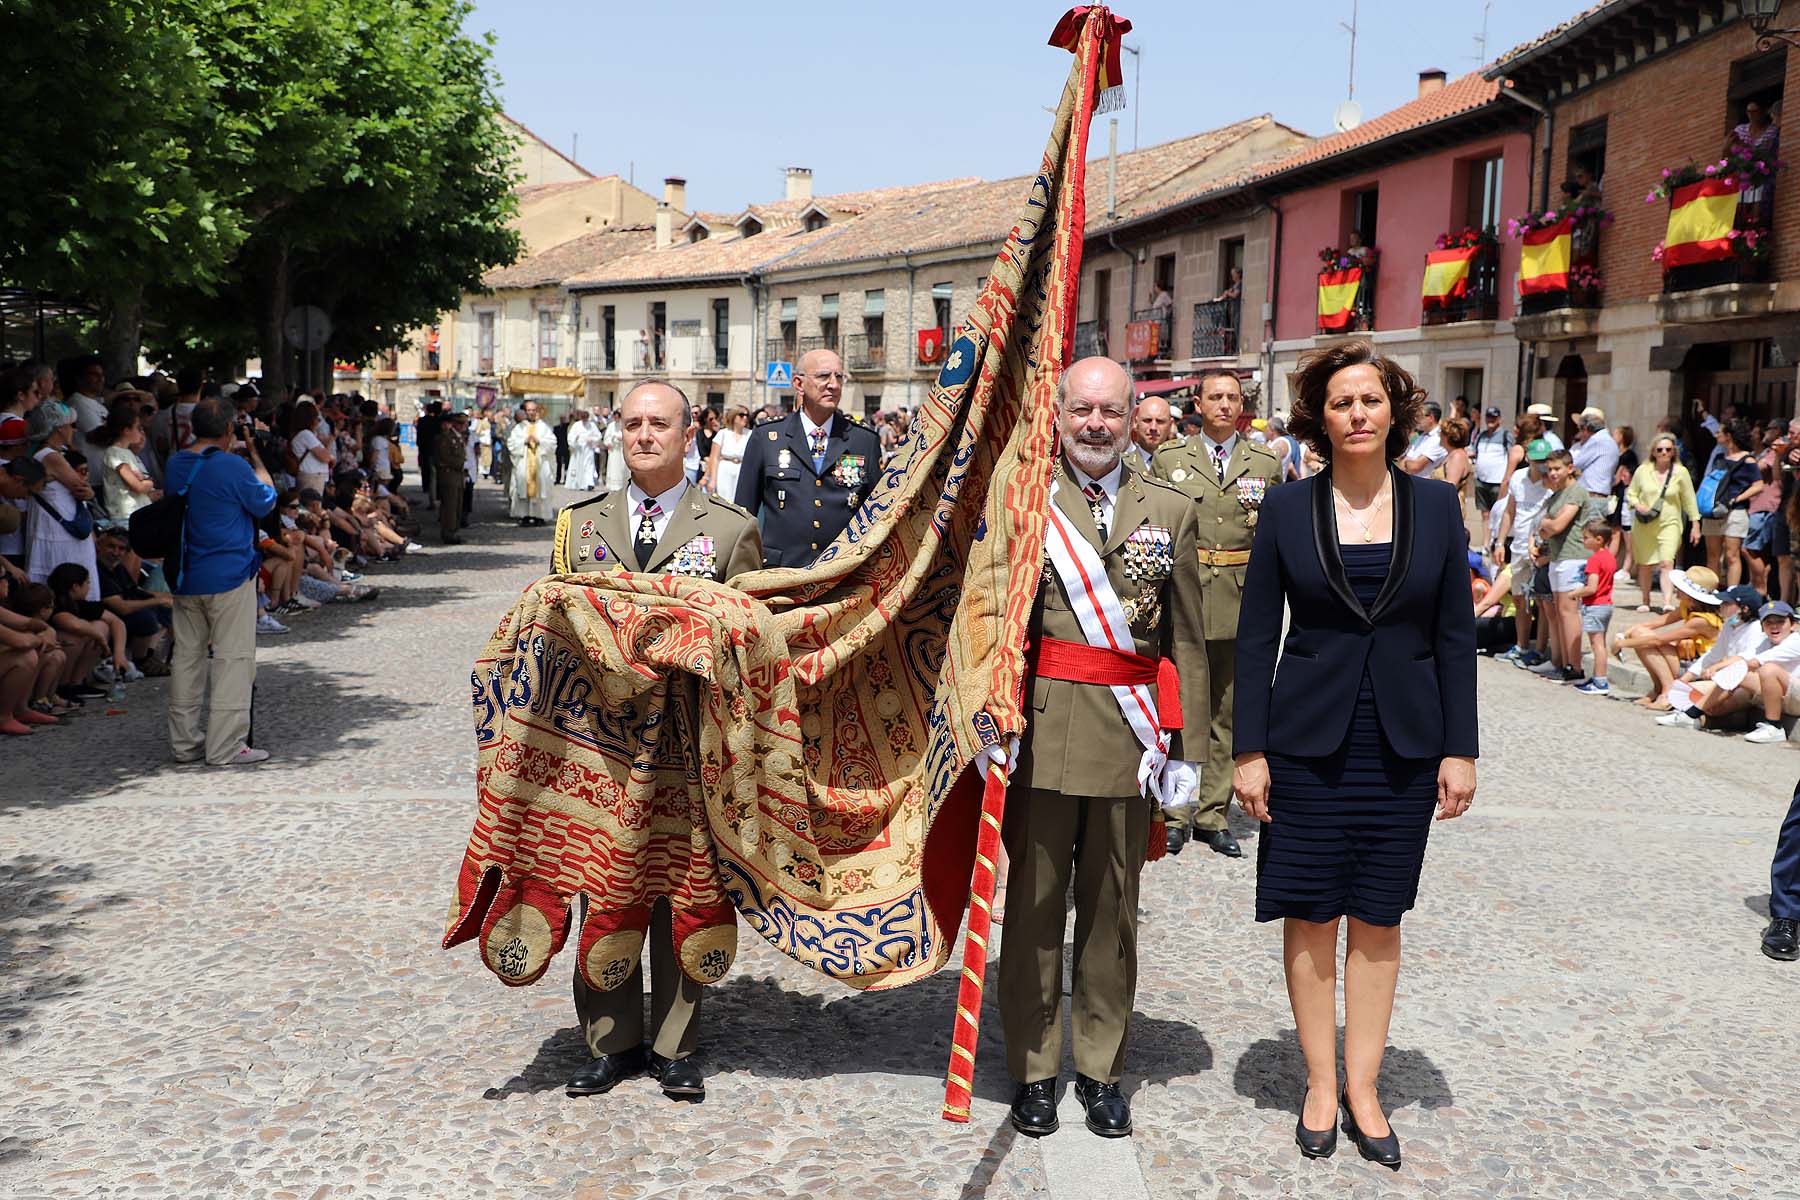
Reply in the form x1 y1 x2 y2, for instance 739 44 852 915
167 576 257 765
572 896 702 1061
999 787 1150 1084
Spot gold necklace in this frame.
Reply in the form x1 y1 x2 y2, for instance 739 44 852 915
1333 480 1391 542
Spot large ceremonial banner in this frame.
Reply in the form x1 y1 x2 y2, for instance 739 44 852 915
444 6 1125 1108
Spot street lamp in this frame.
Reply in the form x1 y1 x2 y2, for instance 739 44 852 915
1745 0 1800 50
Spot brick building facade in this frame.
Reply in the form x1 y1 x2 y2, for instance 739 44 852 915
1492 1 1800 435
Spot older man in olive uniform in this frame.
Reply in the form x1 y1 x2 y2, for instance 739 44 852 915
1002 356 1208 1141
551 379 760 1103
734 348 881 567
1149 368 1282 858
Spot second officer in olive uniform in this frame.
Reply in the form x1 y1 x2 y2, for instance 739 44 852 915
551 380 761 1103
1150 368 1283 857
734 348 881 567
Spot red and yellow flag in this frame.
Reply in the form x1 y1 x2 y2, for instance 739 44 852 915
1663 179 1739 269
1421 246 1477 309
1519 218 1572 295
1318 267 1362 331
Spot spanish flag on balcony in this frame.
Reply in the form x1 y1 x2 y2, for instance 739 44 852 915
1519 218 1572 295
1663 179 1739 269
1317 267 1362 332
1421 247 1477 310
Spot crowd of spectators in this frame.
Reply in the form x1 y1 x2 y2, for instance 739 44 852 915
1462 395 1800 744
0 353 420 743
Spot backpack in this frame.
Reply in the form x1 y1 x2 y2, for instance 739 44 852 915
1694 463 1729 519
128 449 223 590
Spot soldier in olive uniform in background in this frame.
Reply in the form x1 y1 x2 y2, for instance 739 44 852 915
434 410 470 545
1150 368 1283 858
551 379 760 1103
1002 357 1209 1141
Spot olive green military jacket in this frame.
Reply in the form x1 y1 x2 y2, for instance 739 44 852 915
1015 461 1210 799
1149 435 1284 641
551 483 762 582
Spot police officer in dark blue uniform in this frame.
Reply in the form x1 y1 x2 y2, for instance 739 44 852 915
733 348 881 568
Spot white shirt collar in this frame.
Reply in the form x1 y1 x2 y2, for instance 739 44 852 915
627 477 687 521
799 409 832 443
1201 430 1238 460
1066 457 1124 501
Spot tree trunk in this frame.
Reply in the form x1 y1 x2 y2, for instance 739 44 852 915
255 238 291 402
99 284 144 383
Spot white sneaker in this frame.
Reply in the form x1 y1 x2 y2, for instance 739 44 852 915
1656 711 1699 729
92 662 116 684
120 663 146 683
221 747 270 765
255 613 290 635
404 541 425 553
1745 722 1789 744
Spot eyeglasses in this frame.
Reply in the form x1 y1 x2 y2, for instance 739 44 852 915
806 372 848 385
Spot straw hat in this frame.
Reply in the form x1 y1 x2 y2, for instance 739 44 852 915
1669 567 1721 606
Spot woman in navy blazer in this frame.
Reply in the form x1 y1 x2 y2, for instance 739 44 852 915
1232 342 1477 1168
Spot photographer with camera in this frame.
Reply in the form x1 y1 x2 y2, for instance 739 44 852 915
162 396 277 767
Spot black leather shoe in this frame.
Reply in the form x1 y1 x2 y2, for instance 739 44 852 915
566 1046 646 1096
1074 1073 1132 1137
1164 823 1188 856
1009 1079 1059 1137
647 1051 705 1099
1341 1091 1400 1169
1764 917 1800 961
1198 827 1243 858
1294 1090 1338 1158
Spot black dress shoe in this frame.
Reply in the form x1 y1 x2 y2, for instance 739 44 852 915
647 1051 705 1099
1294 1090 1338 1158
1009 1078 1059 1137
566 1046 646 1096
1164 823 1188 856
1198 827 1243 858
1073 1073 1132 1137
1341 1092 1400 1169
1764 917 1800 961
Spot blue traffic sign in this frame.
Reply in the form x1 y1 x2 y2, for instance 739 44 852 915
766 361 793 388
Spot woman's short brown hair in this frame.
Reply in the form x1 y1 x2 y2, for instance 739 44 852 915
1440 416 1471 450
1286 341 1425 463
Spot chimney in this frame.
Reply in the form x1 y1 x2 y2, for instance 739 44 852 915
1417 68 1447 99
785 166 813 203
663 176 686 213
654 201 672 250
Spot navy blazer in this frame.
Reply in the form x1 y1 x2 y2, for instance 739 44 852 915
1233 465 1479 761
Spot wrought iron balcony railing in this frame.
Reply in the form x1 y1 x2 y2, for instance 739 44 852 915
845 333 886 372
1191 300 1239 359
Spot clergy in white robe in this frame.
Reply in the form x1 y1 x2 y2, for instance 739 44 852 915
565 412 600 491
506 402 557 524
602 412 629 492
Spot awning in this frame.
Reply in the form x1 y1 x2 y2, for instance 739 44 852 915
504 367 585 397
1133 376 1199 398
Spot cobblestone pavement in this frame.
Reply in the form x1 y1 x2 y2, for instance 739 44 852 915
3 480 1797 1199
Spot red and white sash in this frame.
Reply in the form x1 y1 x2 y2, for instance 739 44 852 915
1043 481 1170 800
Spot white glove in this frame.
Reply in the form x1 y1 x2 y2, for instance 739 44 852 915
976 736 1022 779
1161 759 1199 812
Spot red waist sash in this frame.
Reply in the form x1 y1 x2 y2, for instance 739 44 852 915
1030 636 1183 731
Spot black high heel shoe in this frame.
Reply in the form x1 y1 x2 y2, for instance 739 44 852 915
1294 1089 1338 1158
1340 1091 1401 1169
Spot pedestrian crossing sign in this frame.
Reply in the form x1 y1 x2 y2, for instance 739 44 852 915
766 361 793 389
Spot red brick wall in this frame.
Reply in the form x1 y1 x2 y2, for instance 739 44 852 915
1542 25 1800 298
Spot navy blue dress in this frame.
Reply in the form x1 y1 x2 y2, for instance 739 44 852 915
1257 542 1438 927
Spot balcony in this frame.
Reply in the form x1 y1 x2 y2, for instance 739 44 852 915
1420 243 1500 327
1127 308 1171 361
1662 175 1776 297
693 337 730 373
1073 320 1107 359
1316 259 1376 336
1191 299 1239 359
577 333 602 373
764 338 798 367
797 334 839 358
845 332 886 372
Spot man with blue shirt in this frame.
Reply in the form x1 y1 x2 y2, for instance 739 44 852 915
163 397 278 766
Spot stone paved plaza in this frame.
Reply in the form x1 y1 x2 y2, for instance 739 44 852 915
3 481 1796 1200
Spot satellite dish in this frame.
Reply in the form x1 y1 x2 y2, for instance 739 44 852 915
1332 99 1364 132
283 305 333 351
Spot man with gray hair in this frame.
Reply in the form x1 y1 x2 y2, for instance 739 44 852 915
1001 356 1208 1140
1572 405 1619 516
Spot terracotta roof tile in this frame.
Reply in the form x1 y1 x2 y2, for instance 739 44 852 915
483 226 655 289
1485 0 1635 75
1249 71 1501 181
